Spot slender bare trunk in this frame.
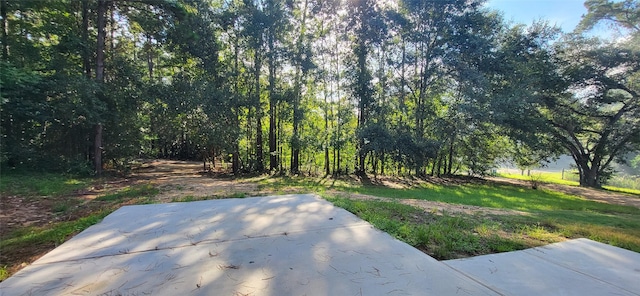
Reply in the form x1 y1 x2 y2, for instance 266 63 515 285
81 0 91 77
1 0 8 60
268 32 277 172
94 0 107 176
254 51 264 173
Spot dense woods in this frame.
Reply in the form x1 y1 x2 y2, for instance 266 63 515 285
1 0 638 188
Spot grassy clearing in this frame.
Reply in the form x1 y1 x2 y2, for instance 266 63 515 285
603 186 640 196
260 176 640 256
0 211 112 281
0 212 112 251
497 171 640 196
95 184 159 203
0 173 90 197
261 176 637 213
170 192 247 203
325 196 534 259
0 174 161 281
497 171 579 186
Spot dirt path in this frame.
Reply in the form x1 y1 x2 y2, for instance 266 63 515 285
130 160 259 202
486 177 640 209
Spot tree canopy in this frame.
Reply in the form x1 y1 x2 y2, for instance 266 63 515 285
1 0 638 188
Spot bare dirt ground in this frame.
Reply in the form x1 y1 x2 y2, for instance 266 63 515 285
130 160 259 202
2 159 639 280
2 160 638 237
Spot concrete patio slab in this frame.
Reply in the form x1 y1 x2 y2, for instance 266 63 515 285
0 194 496 295
444 238 640 296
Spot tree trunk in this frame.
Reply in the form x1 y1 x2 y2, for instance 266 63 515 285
232 32 240 175
268 31 277 172
573 154 601 188
447 133 455 175
96 0 106 83
1 0 8 60
290 0 309 175
81 0 91 77
232 146 240 174
94 124 103 176
254 52 264 173
355 36 368 175
291 63 300 173
94 0 107 176
147 34 154 81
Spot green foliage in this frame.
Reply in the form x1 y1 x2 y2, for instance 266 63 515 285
577 0 640 34
2 0 636 187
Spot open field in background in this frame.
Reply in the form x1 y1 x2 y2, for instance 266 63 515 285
2 161 640 282
496 169 640 195
257 176 640 257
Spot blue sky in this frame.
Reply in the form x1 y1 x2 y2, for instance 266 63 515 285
485 0 588 33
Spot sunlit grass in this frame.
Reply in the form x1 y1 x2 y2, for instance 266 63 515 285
497 171 579 186
0 212 111 250
497 171 640 196
603 186 640 196
0 266 8 282
260 175 640 256
0 173 90 196
326 196 538 259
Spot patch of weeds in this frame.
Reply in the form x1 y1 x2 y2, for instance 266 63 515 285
96 184 158 202
52 202 71 213
172 195 201 202
51 199 81 214
0 266 8 282
325 196 568 260
518 223 564 243
485 236 528 253
228 192 246 198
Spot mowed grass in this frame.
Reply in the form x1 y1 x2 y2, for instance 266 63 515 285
2 172 639 280
497 171 579 186
497 171 640 196
259 176 640 258
0 172 90 197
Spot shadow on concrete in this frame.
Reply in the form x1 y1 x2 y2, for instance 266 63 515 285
0 194 493 295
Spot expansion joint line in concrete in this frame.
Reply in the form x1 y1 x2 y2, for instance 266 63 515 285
28 223 372 266
524 249 640 296
441 262 506 296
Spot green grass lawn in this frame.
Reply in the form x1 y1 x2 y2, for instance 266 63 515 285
497 171 579 186
497 171 640 196
0 173 91 197
0 175 159 282
259 176 640 258
2 172 639 281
